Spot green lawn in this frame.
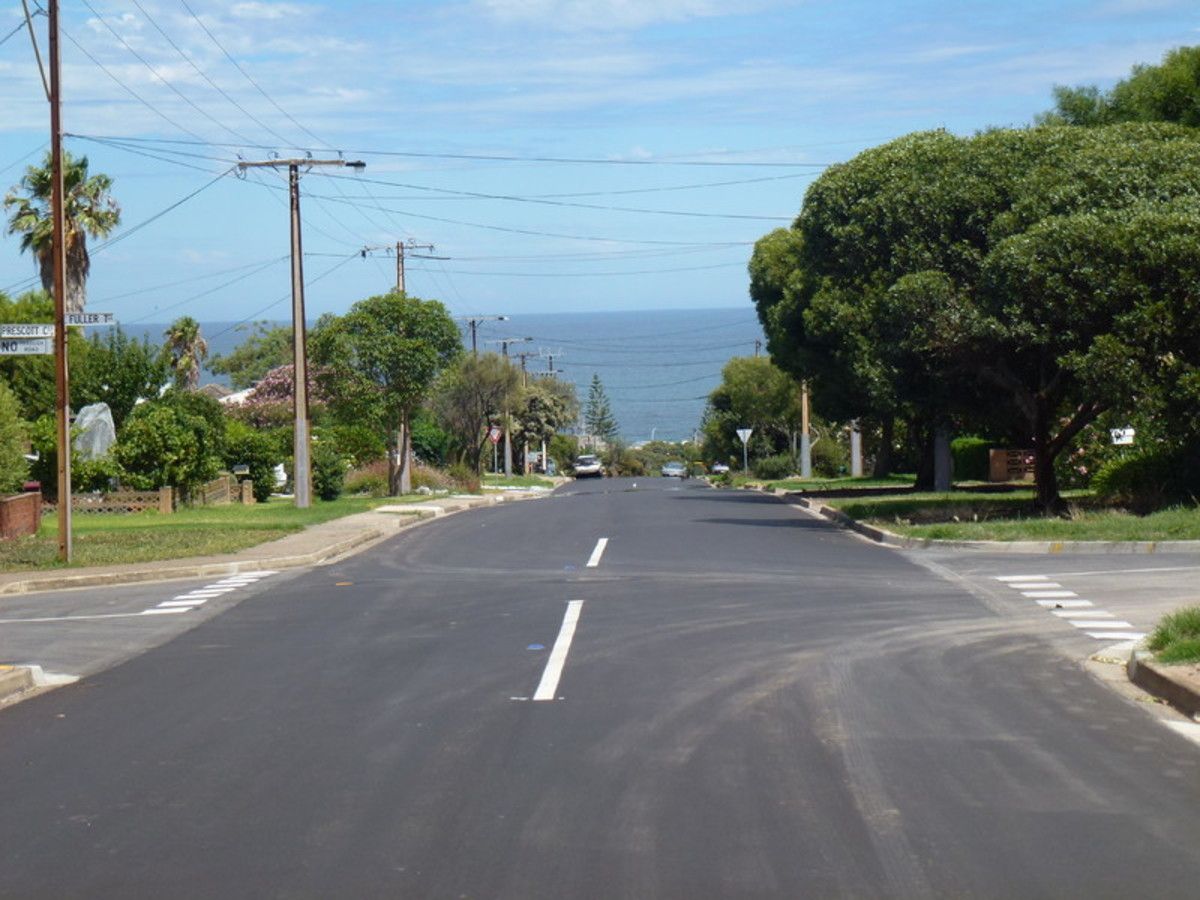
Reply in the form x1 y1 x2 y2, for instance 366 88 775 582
822 491 1200 541
764 474 917 492
0 496 402 572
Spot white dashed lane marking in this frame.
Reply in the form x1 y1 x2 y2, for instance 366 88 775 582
995 574 1145 642
139 570 277 615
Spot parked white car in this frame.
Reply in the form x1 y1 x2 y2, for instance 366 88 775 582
573 455 604 478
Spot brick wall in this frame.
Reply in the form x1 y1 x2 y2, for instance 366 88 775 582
0 492 41 541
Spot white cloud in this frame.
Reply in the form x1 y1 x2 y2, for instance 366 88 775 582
229 2 306 21
475 0 727 30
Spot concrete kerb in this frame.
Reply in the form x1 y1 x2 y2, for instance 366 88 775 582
779 491 1200 555
1128 650 1200 720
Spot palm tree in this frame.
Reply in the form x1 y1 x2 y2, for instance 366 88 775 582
163 316 209 391
4 151 121 313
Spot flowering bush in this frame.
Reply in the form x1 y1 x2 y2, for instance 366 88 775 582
227 364 333 429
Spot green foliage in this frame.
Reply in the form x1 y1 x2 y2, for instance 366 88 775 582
224 419 280 503
1040 46 1200 128
409 409 451 465
753 453 793 480
515 376 578 454
811 437 847 478
704 356 803 463
116 396 224 500
345 461 389 497
27 413 123 495
548 433 579 473
322 423 386 468
951 437 991 482
0 381 29 492
431 353 521 471
584 374 618 444
208 322 291 389
162 317 209 391
73 327 168 429
311 441 346 502
0 291 88 419
1091 446 1199 510
4 151 120 312
447 463 481 493
1148 606 1200 664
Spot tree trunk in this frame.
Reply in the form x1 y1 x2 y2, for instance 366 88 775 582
398 413 413 495
1032 400 1065 514
914 423 935 490
872 416 894 478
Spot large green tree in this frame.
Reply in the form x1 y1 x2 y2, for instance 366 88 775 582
0 381 29 493
311 291 461 494
4 151 120 313
431 352 521 472
753 122 1200 510
583 374 618 446
74 327 168 429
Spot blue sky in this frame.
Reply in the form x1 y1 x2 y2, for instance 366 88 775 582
0 0 1197 325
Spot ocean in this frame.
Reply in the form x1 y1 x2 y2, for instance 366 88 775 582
127 306 766 444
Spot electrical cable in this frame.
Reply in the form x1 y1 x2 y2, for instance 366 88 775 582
93 255 289 304
121 255 288 324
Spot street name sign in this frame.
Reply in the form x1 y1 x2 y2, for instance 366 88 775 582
65 312 115 326
0 337 53 355
0 323 54 338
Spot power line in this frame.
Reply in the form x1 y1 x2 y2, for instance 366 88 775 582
94 255 288 304
59 26 208 142
128 0 296 147
401 261 745 277
121 255 288 325
312 173 791 221
61 133 835 169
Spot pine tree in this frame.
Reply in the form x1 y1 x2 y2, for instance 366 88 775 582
584 374 618 445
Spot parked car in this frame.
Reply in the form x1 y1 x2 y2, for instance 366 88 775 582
710 462 731 474
573 455 604 478
661 461 689 478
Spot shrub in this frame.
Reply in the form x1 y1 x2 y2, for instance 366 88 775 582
74 455 123 493
0 382 29 493
116 402 222 501
951 436 991 482
345 460 389 497
448 463 481 494
1091 446 1198 511
411 463 454 492
811 437 846 477
753 453 793 480
411 411 452 465
312 441 346 501
225 420 281 502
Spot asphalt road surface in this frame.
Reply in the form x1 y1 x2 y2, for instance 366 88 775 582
1 477 1199 898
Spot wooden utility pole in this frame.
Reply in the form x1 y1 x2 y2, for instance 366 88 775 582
514 350 537 474
361 240 440 293
238 157 364 508
48 0 70 561
461 315 509 356
800 381 812 479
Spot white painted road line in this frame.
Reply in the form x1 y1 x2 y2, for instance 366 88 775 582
533 600 585 702
1069 619 1134 630
1037 599 1093 608
1022 590 1078 599
1052 610 1113 618
1009 582 1061 590
140 607 192 616
586 538 609 568
996 575 1048 582
157 600 208 608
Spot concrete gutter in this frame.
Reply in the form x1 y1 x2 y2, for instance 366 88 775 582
781 492 1200 554
1128 650 1200 719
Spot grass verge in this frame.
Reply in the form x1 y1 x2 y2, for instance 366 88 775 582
0 496 397 572
825 492 1200 542
483 474 555 489
764 474 916 492
1147 607 1200 664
